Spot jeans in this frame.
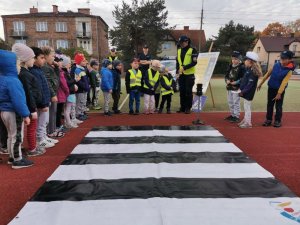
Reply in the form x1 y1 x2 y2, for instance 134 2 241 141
129 90 141 112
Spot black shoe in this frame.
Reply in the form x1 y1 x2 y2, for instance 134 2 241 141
104 111 113 116
114 110 121 114
129 110 134 115
224 115 233 121
274 121 282 128
262 120 272 127
12 158 34 169
229 117 240 123
185 109 191 114
134 111 140 115
176 109 184 113
167 110 171 114
158 109 163 114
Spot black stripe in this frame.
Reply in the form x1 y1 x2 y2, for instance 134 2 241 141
91 126 215 131
62 152 255 165
81 136 228 144
30 178 296 202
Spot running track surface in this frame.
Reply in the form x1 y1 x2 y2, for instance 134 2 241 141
0 112 299 225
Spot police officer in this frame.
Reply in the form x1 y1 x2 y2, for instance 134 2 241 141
176 35 198 114
138 45 152 77
107 48 118 62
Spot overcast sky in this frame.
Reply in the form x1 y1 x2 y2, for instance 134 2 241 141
1 0 300 41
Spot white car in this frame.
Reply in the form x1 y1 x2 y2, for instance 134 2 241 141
293 68 300 75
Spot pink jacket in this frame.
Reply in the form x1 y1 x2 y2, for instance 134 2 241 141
57 69 70 103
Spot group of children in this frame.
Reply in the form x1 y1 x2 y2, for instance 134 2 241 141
225 50 295 128
0 43 104 169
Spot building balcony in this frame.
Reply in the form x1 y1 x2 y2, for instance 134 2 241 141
10 30 28 38
76 31 91 39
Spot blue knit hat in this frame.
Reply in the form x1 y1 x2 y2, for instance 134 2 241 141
102 59 112 68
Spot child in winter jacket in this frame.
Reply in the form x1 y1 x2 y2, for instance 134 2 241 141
224 51 245 123
100 59 114 116
0 49 32 168
125 58 142 115
238 52 262 128
55 55 69 130
74 53 89 121
30 47 53 149
89 60 101 110
158 66 176 114
143 60 161 114
12 43 45 157
257 50 295 128
112 60 122 114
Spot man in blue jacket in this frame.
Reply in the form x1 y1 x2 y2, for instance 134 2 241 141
100 59 114 116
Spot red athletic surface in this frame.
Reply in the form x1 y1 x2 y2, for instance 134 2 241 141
0 112 299 225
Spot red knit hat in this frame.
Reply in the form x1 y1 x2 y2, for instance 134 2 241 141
74 53 86 65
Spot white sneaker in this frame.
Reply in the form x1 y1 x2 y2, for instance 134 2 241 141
71 123 79 128
65 123 78 129
46 137 59 144
39 139 55 148
74 119 83 124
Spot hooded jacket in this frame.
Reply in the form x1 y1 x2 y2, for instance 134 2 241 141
0 50 30 117
100 67 113 92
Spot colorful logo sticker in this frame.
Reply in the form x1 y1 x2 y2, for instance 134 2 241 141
270 201 300 223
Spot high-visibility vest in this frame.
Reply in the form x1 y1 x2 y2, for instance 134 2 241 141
143 69 160 89
177 48 195 75
108 56 118 62
129 69 142 88
161 76 174 96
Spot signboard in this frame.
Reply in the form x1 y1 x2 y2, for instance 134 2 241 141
193 52 220 94
192 95 208 113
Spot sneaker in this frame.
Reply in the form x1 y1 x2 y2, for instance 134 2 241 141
57 125 68 133
94 105 102 110
0 147 8 155
7 157 14 165
185 109 191 114
104 111 113 116
238 120 245 126
134 111 140 115
12 158 34 169
239 123 252 129
129 110 134 115
224 115 233 121
46 137 59 144
48 130 65 138
176 109 185 113
39 139 55 148
74 119 84 124
229 117 240 123
77 115 87 121
158 109 163 114
27 147 46 157
274 121 282 128
114 110 121 114
262 120 272 127
65 123 77 129
154 109 159 113
167 110 172 114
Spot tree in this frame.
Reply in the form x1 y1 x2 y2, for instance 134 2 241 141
213 20 256 56
286 19 300 37
0 38 11 50
109 0 170 66
60 47 90 60
261 22 292 37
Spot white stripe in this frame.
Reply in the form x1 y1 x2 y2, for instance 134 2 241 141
72 143 242 154
47 163 274 181
9 198 300 225
86 130 222 137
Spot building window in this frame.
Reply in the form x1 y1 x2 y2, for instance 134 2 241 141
257 47 261 53
162 43 172 50
57 40 69 49
13 21 25 35
56 22 67 32
15 39 26 44
36 22 48 32
77 22 91 37
79 40 91 51
37 40 49 48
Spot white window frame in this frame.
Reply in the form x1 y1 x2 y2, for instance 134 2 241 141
13 21 25 35
36 22 48 32
57 40 69 49
37 40 49 48
79 40 91 51
56 22 67 32
15 39 26 44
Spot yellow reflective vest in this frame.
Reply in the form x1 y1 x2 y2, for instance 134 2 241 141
129 69 142 88
177 48 196 75
161 76 174 96
143 69 160 89
108 56 118 62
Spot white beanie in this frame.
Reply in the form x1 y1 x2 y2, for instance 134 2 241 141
61 55 71 67
12 43 35 63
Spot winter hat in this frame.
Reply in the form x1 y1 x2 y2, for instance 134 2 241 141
244 52 259 62
112 59 121 68
0 49 18 76
280 50 294 59
61 55 71 67
232 51 241 59
12 43 35 63
102 59 112 68
74 53 86 65
90 60 99 67
54 54 64 62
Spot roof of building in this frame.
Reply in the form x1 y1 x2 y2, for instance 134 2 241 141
259 36 300 52
2 11 108 27
170 27 206 51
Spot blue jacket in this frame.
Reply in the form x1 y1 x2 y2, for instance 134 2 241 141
0 50 30 117
100 67 113 92
29 65 51 108
268 62 295 89
240 67 258 101
75 65 90 93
